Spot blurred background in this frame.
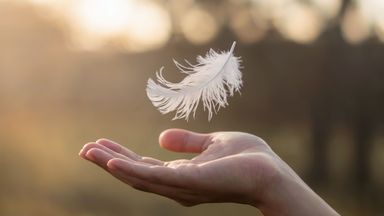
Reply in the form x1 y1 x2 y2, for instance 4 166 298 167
0 0 383 215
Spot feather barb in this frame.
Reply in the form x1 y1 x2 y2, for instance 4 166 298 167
146 41 242 121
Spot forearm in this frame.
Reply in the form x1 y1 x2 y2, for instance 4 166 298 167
254 157 339 216
258 178 339 216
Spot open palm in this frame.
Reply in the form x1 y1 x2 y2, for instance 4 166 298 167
79 129 279 206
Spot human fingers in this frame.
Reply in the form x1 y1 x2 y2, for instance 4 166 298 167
159 129 212 153
107 163 201 205
96 138 141 160
83 148 189 202
96 139 165 165
79 142 130 160
81 142 164 166
107 158 199 188
84 148 115 170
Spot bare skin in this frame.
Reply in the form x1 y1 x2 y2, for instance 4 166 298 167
79 128 339 216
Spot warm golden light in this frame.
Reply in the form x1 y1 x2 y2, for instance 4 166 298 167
180 7 218 45
310 0 341 19
24 0 67 7
120 1 172 52
72 0 132 36
341 5 371 44
229 8 268 43
67 0 171 52
358 0 384 42
273 2 324 44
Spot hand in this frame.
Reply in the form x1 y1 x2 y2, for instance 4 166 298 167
79 129 339 216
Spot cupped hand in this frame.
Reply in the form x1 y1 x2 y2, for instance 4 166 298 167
79 129 280 207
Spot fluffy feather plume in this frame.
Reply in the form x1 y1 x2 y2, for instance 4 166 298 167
146 41 242 121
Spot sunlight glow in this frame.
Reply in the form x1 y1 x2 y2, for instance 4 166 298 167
273 2 324 44
20 0 384 47
180 7 218 45
72 0 132 36
25 0 65 7
341 5 371 44
68 0 171 51
358 0 384 23
309 0 341 19
121 2 172 51
230 8 268 43
340 0 384 43
358 0 384 41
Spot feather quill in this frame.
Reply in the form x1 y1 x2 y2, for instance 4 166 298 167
146 41 242 121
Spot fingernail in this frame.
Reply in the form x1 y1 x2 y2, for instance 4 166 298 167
78 148 86 157
107 160 116 169
85 148 104 161
79 143 91 156
107 159 120 170
108 159 129 172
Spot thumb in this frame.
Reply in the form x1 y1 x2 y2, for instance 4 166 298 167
159 128 212 153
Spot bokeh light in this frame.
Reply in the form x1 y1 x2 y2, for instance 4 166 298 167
229 7 268 44
309 0 341 19
358 0 384 42
67 0 172 52
273 2 325 44
11 0 384 48
340 0 384 44
71 0 133 37
341 4 371 44
180 7 219 45
119 1 172 51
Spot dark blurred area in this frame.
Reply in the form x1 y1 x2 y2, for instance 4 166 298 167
0 0 383 215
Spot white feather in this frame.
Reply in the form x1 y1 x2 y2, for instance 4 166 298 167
146 41 242 121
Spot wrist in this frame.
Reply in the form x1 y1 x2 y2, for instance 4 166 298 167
250 155 339 216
